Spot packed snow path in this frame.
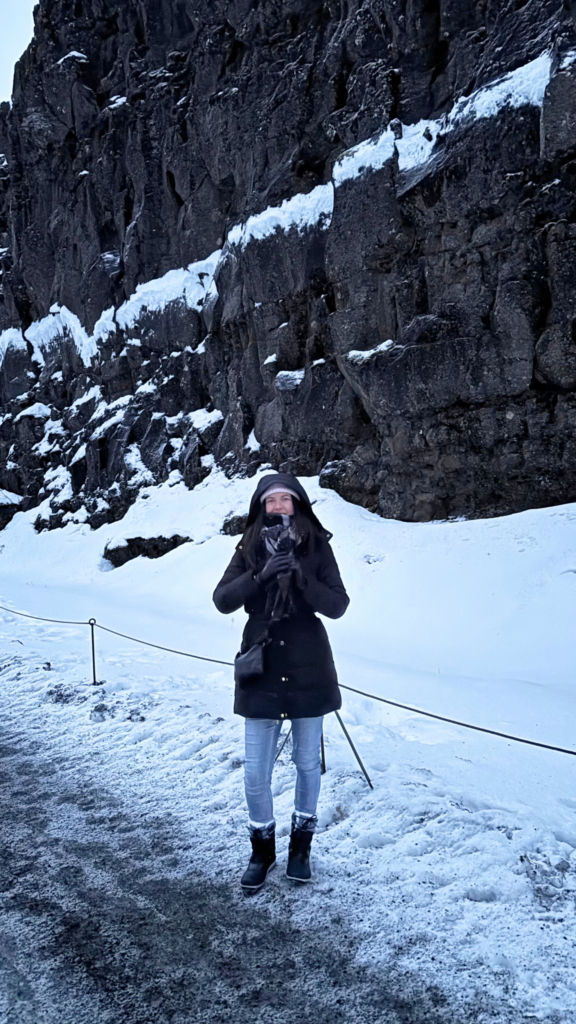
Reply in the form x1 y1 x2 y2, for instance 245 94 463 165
0 671 544 1024
0 677 493 1024
0 731 421 1024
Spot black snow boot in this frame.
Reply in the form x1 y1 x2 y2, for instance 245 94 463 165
240 825 276 891
286 813 317 883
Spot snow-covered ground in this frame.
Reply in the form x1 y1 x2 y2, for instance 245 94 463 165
1 468 576 1020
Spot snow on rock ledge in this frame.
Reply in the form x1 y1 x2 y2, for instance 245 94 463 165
333 50 553 185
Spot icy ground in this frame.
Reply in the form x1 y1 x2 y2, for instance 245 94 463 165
1 468 576 1021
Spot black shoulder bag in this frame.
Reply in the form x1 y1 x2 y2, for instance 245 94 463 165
234 629 270 687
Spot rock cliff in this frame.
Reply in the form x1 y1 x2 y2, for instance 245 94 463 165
1 0 576 529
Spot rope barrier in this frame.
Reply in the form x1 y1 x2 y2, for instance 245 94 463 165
94 622 234 667
338 683 576 757
1 601 575 759
0 603 90 626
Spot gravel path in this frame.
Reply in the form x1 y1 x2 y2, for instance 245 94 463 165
0 709 503 1024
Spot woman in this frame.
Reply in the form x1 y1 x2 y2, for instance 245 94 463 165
213 472 349 891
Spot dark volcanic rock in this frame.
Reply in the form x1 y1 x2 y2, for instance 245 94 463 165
1 0 576 526
221 513 247 537
103 534 192 568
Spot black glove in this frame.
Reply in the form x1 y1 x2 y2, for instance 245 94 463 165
256 551 298 585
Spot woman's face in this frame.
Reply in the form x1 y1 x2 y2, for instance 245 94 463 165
265 491 295 516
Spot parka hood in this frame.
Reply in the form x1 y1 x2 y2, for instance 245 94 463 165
246 473 327 534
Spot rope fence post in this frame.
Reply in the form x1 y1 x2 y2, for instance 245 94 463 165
88 618 101 686
335 711 373 789
275 724 292 762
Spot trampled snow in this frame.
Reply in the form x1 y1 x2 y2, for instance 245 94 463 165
1 468 576 1019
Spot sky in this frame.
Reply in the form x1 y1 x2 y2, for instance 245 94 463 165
0 0 36 103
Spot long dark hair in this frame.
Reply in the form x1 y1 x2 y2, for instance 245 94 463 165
241 500 324 571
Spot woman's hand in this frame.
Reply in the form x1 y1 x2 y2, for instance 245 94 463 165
256 551 297 585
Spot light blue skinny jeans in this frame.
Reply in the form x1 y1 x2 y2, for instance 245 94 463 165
244 716 323 829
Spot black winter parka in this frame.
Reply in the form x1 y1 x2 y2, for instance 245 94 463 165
212 474 349 720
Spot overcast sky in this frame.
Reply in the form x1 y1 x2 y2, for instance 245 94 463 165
0 0 36 103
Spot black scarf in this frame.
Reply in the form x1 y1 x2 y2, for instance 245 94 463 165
259 514 299 622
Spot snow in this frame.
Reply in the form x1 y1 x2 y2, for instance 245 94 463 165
347 339 395 364
70 385 101 411
0 327 27 368
56 51 89 66
262 353 277 366
70 443 86 466
13 402 51 422
395 119 442 172
226 184 334 249
24 306 98 368
333 130 396 187
560 49 576 70
124 444 154 486
0 488 22 506
450 51 552 126
115 250 221 330
187 407 224 433
244 428 261 452
90 397 132 440
89 395 131 422
0 470 576 1017
334 50 553 184
275 369 305 390
108 96 127 109
42 465 72 503
32 419 66 456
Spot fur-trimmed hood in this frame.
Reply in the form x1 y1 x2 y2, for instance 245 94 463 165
245 473 327 535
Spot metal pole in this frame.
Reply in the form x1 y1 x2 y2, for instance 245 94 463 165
89 618 98 685
334 711 373 789
320 730 326 775
275 724 292 762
